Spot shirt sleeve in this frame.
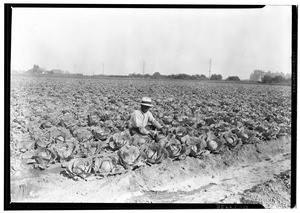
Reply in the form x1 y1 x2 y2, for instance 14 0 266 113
148 112 162 129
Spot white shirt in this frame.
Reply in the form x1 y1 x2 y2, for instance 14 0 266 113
129 110 162 134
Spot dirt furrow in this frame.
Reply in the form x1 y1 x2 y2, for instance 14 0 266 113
11 137 291 205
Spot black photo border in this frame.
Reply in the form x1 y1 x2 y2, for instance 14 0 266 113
4 3 297 210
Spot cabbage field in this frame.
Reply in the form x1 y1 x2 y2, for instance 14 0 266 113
10 76 292 207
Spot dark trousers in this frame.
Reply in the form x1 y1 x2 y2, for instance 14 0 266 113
129 125 156 136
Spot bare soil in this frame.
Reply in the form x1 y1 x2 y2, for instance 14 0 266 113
11 136 291 208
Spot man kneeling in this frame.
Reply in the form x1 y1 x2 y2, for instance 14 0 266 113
129 97 163 137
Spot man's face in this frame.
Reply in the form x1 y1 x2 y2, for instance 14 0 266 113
141 105 150 113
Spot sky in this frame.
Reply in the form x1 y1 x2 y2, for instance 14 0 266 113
11 6 292 79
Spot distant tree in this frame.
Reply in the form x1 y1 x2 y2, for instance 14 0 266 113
167 74 176 79
129 73 144 78
285 73 291 79
191 75 198 79
210 74 222 80
153 72 161 79
226 76 241 81
26 64 43 74
250 70 265 81
265 71 286 78
261 75 273 83
198 74 208 80
210 74 216 80
33 64 40 70
272 75 285 83
177 74 189 79
285 76 291 82
265 71 273 77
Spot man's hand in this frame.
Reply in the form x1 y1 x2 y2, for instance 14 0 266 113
159 125 168 135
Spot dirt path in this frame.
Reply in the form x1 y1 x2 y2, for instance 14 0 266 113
131 152 290 204
11 136 291 208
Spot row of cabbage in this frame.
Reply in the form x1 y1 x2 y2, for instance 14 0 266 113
10 77 291 179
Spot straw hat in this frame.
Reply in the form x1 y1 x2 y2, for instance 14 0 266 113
141 97 153 107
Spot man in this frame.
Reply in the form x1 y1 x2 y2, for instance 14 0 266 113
129 97 163 137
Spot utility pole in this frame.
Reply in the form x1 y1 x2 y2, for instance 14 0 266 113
209 58 212 78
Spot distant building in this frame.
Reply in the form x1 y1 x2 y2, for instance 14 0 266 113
51 69 63 74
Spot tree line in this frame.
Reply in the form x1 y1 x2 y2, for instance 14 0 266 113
22 64 291 84
129 72 241 81
250 70 291 84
